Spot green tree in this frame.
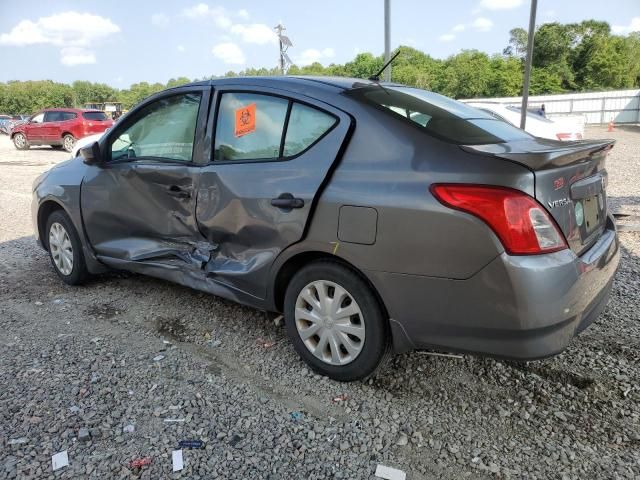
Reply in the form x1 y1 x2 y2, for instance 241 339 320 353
503 28 528 58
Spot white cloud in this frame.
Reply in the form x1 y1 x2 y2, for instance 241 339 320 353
294 47 335 66
612 17 640 34
182 3 232 29
452 24 466 32
212 42 245 64
472 17 494 32
479 0 523 10
60 47 96 66
177 44 185 52
0 11 120 47
151 13 170 28
237 9 249 19
439 33 456 42
0 11 119 66
230 23 277 45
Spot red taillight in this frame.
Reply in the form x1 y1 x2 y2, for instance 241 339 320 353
556 133 577 141
430 184 567 255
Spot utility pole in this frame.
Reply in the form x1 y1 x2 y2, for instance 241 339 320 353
384 0 391 82
274 24 293 75
520 0 538 129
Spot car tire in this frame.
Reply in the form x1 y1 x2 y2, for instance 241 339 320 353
62 134 76 152
284 260 388 382
45 210 89 285
13 133 29 150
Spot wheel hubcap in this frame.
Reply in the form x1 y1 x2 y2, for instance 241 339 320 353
64 136 74 150
294 280 365 366
49 222 73 275
15 135 25 147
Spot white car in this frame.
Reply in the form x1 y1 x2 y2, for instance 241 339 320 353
71 132 104 157
465 102 585 141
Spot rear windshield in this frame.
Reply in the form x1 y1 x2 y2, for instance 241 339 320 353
506 105 554 123
350 86 532 145
83 111 108 121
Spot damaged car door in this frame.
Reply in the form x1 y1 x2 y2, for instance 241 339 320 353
81 87 211 268
196 87 352 299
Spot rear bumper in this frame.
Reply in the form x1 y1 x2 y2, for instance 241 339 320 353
368 216 620 359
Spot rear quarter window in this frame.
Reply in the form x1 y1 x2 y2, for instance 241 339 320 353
350 86 532 145
83 111 108 121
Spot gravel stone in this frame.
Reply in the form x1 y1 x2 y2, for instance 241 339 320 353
0 128 638 479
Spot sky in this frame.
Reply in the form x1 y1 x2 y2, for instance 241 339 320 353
0 0 639 88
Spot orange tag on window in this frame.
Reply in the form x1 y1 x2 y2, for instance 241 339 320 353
234 103 256 137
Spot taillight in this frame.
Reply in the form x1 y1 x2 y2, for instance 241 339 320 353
556 133 575 141
430 184 567 255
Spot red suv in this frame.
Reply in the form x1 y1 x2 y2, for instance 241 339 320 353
11 108 114 152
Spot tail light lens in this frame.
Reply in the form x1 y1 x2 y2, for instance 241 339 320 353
556 133 581 141
431 184 567 255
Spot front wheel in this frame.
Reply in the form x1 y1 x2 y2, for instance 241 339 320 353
62 134 75 152
284 260 388 382
46 210 88 285
13 133 29 150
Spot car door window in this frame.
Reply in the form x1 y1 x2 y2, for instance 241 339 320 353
61 112 77 121
44 112 62 122
283 103 336 156
109 92 202 162
214 93 288 161
30 113 44 124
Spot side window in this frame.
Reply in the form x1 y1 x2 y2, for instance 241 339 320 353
61 112 77 121
44 111 62 122
214 93 288 161
31 113 44 124
109 92 201 162
283 103 336 156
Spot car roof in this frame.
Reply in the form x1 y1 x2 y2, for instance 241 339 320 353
169 76 404 94
40 108 103 113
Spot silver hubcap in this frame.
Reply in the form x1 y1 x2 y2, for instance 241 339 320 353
295 280 365 365
49 222 73 275
64 136 74 150
15 134 25 147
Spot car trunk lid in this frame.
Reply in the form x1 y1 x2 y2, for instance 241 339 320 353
461 138 614 255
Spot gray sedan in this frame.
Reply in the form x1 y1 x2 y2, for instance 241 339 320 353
31 77 619 381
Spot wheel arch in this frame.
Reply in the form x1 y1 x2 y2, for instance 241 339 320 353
61 131 75 139
37 199 68 251
272 250 390 320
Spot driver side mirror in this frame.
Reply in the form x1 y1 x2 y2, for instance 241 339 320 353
81 141 103 166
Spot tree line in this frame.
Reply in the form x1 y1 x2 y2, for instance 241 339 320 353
0 20 638 115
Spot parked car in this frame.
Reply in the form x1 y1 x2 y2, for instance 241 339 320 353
0 114 12 133
1 115 30 135
465 102 585 141
11 108 113 152
32 78 619 381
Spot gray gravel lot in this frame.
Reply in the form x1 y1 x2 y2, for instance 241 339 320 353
1 127 639 479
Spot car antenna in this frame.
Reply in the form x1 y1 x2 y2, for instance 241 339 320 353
368 50 401 82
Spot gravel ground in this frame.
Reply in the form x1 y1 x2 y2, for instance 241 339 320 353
0 127 639 479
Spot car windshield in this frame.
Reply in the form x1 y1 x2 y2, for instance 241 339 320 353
350 86 532 145
83 111 108 121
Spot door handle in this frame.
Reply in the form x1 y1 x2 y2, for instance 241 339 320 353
167 185 191 199
271 193 304 210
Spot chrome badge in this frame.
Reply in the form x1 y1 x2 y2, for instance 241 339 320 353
548 198 571 209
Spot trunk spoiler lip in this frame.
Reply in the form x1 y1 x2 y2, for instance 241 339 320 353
459 138 615 171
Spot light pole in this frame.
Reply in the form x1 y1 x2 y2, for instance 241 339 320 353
384 0 391 82
520 0 538 129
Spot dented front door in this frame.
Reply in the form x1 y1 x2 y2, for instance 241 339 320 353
196 86 352 300
81 87 211 267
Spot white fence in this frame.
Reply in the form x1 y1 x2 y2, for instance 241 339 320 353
464 89 640 125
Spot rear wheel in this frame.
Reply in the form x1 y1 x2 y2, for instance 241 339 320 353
45 210 88 285
62 134 75 152
284 261 388 382
13 133 29 150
